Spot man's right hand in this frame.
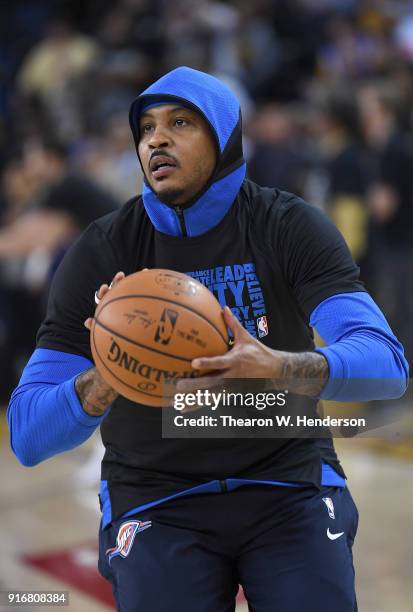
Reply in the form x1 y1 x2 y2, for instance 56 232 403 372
76 271 126 416
84 271 126 331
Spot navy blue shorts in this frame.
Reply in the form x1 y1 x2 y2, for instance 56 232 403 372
98 485 358 612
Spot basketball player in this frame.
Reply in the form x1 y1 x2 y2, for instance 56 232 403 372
8 67 408 611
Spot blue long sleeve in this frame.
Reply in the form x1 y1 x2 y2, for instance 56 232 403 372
310 292 409 401
7 348 108 467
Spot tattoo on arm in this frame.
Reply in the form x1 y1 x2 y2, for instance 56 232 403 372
276 351 329 397
75 368 118 416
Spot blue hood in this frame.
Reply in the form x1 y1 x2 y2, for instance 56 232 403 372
129 66 246 237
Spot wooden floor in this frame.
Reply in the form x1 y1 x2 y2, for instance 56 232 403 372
1 411 413 612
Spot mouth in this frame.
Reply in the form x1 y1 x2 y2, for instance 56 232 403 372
149 155 178 181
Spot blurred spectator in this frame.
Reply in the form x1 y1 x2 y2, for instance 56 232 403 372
246 103 310 195
161 0 237 73
0 157 37 224
314 91 369 260
1 140 119 254
89 5 156 126
78 112 142 202
222 0 280 98
317 14 389 82
358 83 413 362
0 139 119 401
17 20 100 143
394 14 413 63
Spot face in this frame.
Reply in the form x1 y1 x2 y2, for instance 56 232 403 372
138 104 217 205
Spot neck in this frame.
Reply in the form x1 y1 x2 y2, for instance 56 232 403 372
142 163 246 237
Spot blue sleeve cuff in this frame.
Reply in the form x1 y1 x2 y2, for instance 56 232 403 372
8 348 110 466
315 346 346 400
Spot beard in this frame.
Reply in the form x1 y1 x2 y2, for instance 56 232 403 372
154 185 187 206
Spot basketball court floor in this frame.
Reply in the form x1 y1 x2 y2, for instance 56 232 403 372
1 409 413 612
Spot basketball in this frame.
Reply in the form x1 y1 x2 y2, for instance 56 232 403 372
90 269 229 406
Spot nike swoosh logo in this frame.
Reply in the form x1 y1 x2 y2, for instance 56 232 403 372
327 528 344 541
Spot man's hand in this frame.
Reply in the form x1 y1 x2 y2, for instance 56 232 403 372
76 271 126 416
176 306 328 397
84 271 126 331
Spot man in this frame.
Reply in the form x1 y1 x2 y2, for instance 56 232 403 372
8 67 408 612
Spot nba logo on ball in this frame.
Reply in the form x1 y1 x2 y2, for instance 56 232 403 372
257 316 268 338
154 308 179 345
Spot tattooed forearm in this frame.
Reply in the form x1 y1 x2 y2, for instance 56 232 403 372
75 368 118 416
269 351 329 397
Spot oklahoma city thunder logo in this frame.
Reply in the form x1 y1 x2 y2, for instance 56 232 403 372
106 520 152 564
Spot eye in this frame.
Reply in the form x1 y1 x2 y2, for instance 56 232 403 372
174 118 188 127
141 123 153 133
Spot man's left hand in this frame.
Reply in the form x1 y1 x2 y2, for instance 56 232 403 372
176 306 285 392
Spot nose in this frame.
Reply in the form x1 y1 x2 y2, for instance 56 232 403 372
147 125 171 149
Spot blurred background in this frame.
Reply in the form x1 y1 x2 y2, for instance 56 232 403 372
0 1 412 610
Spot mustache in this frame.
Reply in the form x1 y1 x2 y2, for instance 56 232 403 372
149 149 178 165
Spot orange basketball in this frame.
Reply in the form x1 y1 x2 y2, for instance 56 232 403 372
90 269 229 406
